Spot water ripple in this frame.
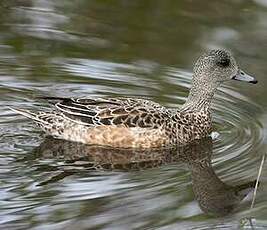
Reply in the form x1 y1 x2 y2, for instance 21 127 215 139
0 61 264 229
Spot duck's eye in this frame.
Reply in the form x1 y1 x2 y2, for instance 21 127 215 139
216 58 230 67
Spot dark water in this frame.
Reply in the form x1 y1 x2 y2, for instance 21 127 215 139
1 1 267 229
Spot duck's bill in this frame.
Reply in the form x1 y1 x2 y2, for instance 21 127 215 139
232 70 258 84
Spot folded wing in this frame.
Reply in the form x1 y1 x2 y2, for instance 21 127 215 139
45 97 170 128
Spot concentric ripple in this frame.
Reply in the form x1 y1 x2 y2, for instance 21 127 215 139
166 67 264 180
0 59 265 229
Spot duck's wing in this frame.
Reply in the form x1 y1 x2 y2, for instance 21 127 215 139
43 97 170 128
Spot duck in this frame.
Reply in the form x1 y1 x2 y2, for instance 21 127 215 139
11 49 257 149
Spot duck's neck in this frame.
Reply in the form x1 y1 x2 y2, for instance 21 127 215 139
181 76 220 113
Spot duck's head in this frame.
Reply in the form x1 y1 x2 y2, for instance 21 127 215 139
193 49 257 87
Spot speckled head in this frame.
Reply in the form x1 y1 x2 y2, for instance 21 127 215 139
193 49 257 85
182 49 257 111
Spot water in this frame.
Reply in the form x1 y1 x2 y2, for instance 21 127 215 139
0 1 267 229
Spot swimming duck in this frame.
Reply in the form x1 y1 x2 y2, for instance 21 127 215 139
11 49 257 148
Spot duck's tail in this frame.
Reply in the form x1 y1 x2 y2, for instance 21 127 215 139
9 107 48 124
10 107 90 143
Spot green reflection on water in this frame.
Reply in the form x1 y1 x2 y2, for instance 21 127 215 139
0 0 267 229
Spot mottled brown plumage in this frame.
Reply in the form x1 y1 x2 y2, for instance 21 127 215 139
11 49 257 148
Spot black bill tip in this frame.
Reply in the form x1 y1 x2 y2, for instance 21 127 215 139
250 79 258 84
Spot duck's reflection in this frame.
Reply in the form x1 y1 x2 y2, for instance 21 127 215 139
30 136 255 216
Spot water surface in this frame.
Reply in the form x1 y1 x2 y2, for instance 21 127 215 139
0 1 267 229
